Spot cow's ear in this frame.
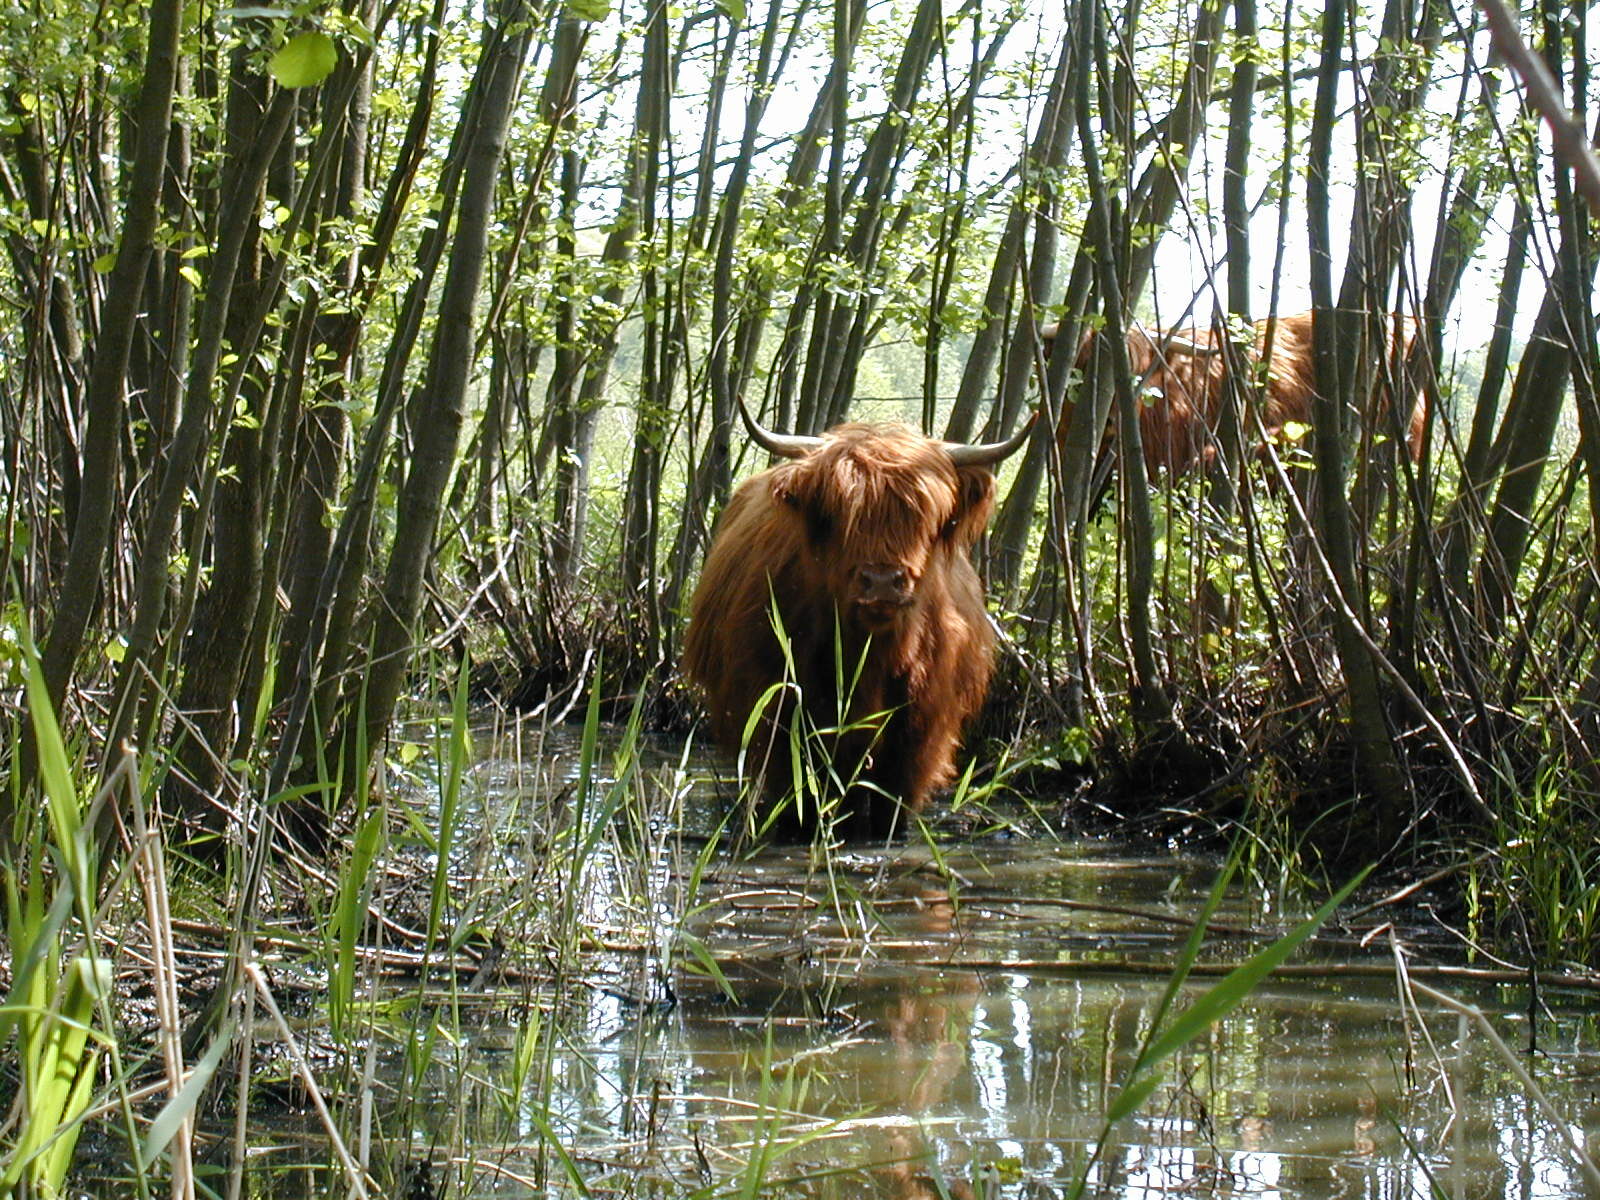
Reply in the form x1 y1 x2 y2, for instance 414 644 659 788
948 467 997 547
769 463 801 509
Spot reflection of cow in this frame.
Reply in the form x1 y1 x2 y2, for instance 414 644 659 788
873 966 980 1200
683 401 1032 839
1058 311 1429 478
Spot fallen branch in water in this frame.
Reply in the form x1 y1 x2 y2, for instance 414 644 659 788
889 956 1600 994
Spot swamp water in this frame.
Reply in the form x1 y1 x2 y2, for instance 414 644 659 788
180 723 1600 1198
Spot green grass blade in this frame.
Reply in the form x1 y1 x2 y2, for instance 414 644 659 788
19 629 91 900
2 956 111 1193
1129 853 1240 1077
141 1018 237 1163
425 655 473 949
1106 866 1368 1124
675 931 738 1002
330 802 386 1037
525 1111 594 1199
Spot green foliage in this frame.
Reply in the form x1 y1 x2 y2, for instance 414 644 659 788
268 30 337 88
1490 770 1600 970
0 633 113 1198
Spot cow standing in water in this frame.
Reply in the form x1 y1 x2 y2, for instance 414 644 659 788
683 401 1033 839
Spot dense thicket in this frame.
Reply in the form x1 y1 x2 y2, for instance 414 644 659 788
2 0 1598 953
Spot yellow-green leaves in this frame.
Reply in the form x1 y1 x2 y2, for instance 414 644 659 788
269 31 337 88
0 955 111 1197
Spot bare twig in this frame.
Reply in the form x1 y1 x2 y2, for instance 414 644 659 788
1479 0 1600 212
1409 978 1600 1193
245 963 372 1200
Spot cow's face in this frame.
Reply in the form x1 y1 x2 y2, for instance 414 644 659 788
770 426 993 634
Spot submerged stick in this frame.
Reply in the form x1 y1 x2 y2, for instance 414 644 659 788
1409 978 1600 1192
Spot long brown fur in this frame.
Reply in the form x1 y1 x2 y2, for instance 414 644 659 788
683 424 1000 839
1067 311 1429 478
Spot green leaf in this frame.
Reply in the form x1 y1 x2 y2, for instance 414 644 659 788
326 10 374 45
3 956 110 1195
142 1019 235 1162
676 931 738 1002
92 253 117 274
715 0 746 19
269 31 337 89
1119 869 1369 1115
567 0 610 20
21 633 86 879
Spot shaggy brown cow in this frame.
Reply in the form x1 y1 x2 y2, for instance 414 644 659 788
1060 311 1428 478
683 401 1033 839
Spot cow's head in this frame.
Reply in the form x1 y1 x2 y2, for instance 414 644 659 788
738 398 1033 634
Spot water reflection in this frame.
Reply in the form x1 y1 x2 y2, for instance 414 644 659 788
542 841 1600 1200
145 724 1600 1199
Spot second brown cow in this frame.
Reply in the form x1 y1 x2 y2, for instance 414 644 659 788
1059 310 1429 478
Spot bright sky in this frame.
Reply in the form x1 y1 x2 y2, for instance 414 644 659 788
679 0 1555 370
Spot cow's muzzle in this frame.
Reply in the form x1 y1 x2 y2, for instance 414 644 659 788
851 564 912 628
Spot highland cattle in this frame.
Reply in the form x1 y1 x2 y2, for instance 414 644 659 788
683 401 1033 838
1058 311 1429 477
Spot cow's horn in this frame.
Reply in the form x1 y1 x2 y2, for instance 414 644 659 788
736 393 823 459
1160 336 1222 359
946 410 1038 468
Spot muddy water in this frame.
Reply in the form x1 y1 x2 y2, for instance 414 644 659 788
658 848 1599 1198
199 728 1600 1197
476 843 1599 1200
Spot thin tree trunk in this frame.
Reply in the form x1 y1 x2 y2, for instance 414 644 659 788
4 84 88 548
102 80 298 773
1477 247 1593 629
549 5 673 584
350 0 532 780
1076 0 1170 733
1306 0 1408 815
37 0 180 720
278 0 380 697
699 0 784 504
1389 59 1510 669
1209 0 1257 512
792 0 857 436
820 0 944 423
270 7 547 800
662 0 856 629
618 0 680 670
1441 200 1528 596
981 38 1074 445
167 88 271 828
976 38 1076 588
